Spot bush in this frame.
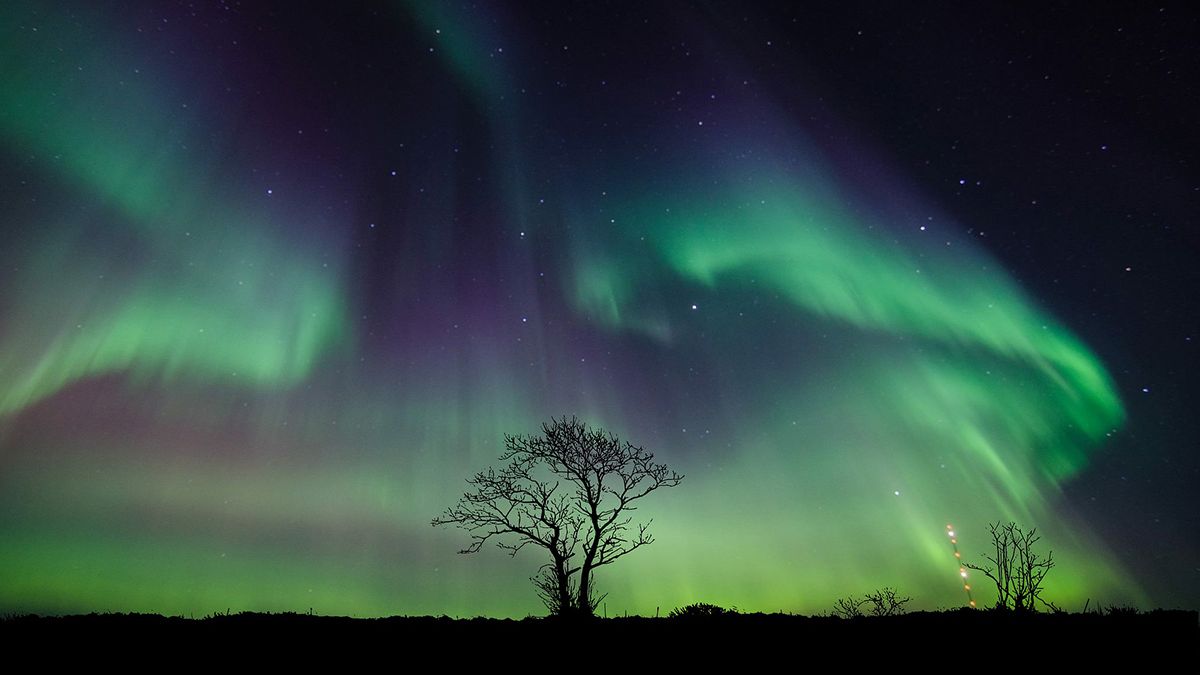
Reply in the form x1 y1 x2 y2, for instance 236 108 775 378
668 603 735 618
964 521 1056 612
831 596 865 619
832 588 911 618
863 587 911 617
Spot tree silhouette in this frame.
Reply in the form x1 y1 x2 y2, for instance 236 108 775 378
963 520 1058 612
831 587 911 619
432 416 684 617
831 595 865 619
863 587 911 616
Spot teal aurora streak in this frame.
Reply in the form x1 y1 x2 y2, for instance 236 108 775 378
0 1 1143 617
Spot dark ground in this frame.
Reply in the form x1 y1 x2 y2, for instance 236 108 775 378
3 608 1195 656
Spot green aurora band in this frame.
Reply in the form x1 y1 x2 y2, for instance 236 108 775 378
0 2 1145 617
0 3 349 415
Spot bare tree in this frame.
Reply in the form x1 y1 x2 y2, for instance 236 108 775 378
831 595 865 619
863 587 911 616
432 416 684 617
963 520 1058 612
831 587 911 619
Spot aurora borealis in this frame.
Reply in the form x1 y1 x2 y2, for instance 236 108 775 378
2 2 1196 617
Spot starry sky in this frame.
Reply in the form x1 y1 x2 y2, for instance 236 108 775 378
1 1 1196 617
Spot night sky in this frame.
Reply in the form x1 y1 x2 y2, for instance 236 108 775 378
1 1 1196 617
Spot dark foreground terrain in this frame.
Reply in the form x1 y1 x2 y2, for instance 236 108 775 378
2 608 1195 657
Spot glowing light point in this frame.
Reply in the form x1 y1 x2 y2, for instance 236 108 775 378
945 524 976 607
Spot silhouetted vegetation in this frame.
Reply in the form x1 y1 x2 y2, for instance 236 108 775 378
432 416 683 618
831 587 911 618
963 521 1058 612
668 602 736 618
831 595 865 619
1083 599 1142 617
863 587 911 616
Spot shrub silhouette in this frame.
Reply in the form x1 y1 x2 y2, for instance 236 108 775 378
863 587 911 616
832 588 911 618
963 521 1057 612
831 596 865 619
668 603 735 618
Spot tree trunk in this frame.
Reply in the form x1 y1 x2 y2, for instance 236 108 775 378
577 530 601 615
556 565 572 615
577 567 593 616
